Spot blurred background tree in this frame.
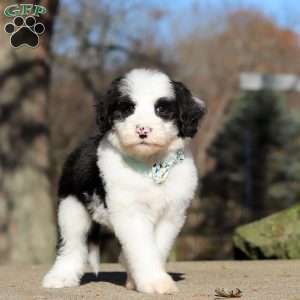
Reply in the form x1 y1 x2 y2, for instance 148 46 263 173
197 90 300 258
0 0 59 263
207 90 288 220
1 0 300 263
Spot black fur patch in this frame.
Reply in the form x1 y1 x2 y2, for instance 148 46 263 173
172 80 206 138
154 97 177 121
111 96 135 121
58 135 106 208
95 76 130 135
87 221 101 246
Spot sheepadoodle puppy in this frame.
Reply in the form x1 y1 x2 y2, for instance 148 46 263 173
43 68 206 294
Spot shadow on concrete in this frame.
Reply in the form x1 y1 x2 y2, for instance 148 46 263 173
81 272 185 286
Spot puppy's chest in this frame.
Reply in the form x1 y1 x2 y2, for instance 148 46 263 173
102 157 175 204
97 146 197 213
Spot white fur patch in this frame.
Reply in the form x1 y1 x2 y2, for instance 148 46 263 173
120 69 174 102
88 193 112 229
88 243 100 276
42 196 91 288
96 138 197 292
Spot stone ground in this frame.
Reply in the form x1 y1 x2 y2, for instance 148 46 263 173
0 261 300 300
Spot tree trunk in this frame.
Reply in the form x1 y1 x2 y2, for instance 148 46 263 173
0 0 59 264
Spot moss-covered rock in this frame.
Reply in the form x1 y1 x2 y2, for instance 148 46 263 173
233 204 300 259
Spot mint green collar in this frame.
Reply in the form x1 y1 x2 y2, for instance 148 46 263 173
123 149 185 184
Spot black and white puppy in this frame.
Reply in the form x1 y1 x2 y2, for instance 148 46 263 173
43 68 206 294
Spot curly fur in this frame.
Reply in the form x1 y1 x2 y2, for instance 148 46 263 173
43 68 206 294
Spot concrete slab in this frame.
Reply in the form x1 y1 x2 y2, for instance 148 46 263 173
0 261 299 300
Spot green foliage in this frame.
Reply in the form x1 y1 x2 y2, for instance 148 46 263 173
205 90 300 222
267 111 300 210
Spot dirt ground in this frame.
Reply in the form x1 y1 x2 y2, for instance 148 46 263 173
0 260 299 300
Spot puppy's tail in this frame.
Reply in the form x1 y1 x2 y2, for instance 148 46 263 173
88 243 100 276
88 222 101 276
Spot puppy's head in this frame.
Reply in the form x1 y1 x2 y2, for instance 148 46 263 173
96 69 206 160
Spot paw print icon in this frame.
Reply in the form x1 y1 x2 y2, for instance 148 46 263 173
4 16 45 48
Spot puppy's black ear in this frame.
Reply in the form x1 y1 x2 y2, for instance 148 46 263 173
172 80 206 138
95 76 123 135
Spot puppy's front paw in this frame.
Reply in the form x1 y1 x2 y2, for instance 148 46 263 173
125 277 136 290
137 272 178 294
42 270 80 288
124 272 136 290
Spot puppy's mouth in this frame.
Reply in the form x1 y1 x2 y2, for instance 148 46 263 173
124 141 165 151
135 141 164 148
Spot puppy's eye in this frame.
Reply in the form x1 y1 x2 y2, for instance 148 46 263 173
113 98 135 120
155 104 168 114
155 98 176 120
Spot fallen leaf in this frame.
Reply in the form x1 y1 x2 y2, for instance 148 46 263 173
215 288 242 298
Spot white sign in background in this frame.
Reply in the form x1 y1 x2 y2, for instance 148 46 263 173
240 72 300 92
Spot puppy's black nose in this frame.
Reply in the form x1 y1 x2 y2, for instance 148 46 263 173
139 133 148 139
136 125 152 139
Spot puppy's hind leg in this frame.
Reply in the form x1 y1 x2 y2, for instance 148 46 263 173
119 251 136 290
43 196 91 288
87 221 101 277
